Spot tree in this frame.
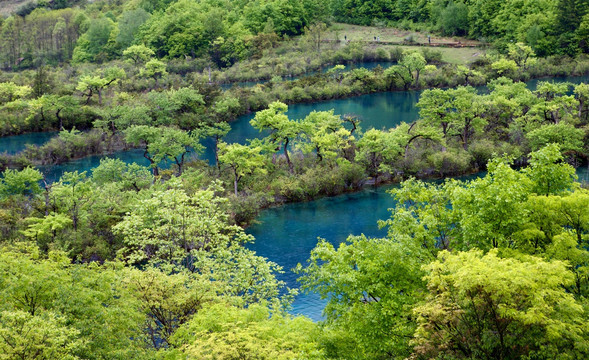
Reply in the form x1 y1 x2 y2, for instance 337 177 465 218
22 213 72 249
447 86 487 150
27 94 78 130
92 158 153 192
113 180 251 267
384 51 426 89
438 1 469 36
250 101 302 173
491 58 518 76
523 143 577 195
0 167 43 198
218 141 267 196
0 82 32 105
123 44 154 65
113 180 284 303
507 42 537 70
169 302 323 359
380 178 455 255
526 123 585 152
417 88 453 140
0 310 82 360
456 65 483 85
304 22 327 55
116 9 151 49
125 125 203 176
413 249 588 360
355 128 404 183
451 156 533 250
141 59 168 89
0 248 150 358
123 267 215 349
76 67 126 105
50 171 94 233
300 110 352 162
297 235 426 359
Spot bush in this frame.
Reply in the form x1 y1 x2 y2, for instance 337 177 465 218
428 149 472 177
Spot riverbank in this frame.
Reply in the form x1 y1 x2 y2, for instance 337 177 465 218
3 52 589 174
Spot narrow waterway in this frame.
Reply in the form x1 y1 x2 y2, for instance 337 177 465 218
1 74 588 320
246 166 589 321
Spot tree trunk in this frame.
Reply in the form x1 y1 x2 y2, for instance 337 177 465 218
284 137 293 173
234 168 239 196
56 109 63 130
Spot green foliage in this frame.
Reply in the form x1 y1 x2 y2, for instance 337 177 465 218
169 302 324 359
116 9 151 49
437 1 469 36
123 44 155 65
0 248 151 359
0 82 32 105
92 158 153 191
413 249 589 360
297 235 426 359
218 141 268 196
0 167 43 198
523 143 577 195
384 51 426 89
250 101 302 172
526 122 585 152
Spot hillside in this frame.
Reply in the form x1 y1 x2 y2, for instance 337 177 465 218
0 0 29 16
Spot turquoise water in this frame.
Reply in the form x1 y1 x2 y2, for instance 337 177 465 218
248 166 589 321
2 74 589 320
247 184 397 320
0 132 57 154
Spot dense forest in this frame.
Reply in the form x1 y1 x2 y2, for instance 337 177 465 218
0 0 588 359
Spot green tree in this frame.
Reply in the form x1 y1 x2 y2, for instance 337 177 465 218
125 125 202 176
507 42 537 70
0 167 43 198
113 180 252 267
0 82 32 105
27 94 78 130
123 44 155 65
0 310 82 360
76 67 126 105
169 302 323 359
297 235 426 359
300 110 352 162
218 141 267 196
384 51 426 90
523 143 577 195
0 248 150 358
92 158 153 191
50 171 94 232
438 1 469 36
141 59 167 89
250 101 302 173
116 9 151 49
526 123 585 152
413 249 589 360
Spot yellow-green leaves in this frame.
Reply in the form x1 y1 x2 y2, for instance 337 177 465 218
414 249 588 359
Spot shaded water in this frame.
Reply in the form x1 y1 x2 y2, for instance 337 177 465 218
0 132 57 154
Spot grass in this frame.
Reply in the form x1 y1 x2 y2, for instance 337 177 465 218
326 23 481 46
0 0 29 16
392 45 484 65
325 23 484 65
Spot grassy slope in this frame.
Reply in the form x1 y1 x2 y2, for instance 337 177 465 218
0 0 29 16
326 23 484 65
